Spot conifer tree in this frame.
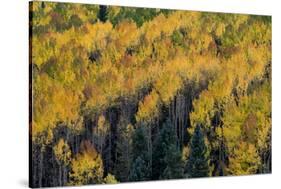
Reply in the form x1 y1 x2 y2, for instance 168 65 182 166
98 5 108 22
152 119 182 179
186 125 210 178
161 144 184 179
129 126 151 181
129 156 151 181
29 2 272 186
114 124 134 182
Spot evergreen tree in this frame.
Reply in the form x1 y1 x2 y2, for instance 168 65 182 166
129 126 151 181
132 126 149 160
152 119 180 179
30 2 272 186
129 156 151 181
186 125 210 178
114 124 134 182
98 5 108 22
161 144 184 179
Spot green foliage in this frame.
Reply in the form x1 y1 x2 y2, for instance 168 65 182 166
186 125 210 178
129 126 151 181
109 7 164 27
129 156 151 181
152 119 179 179
131 126 149 160
30 1 271 187
98 5 108 22
161 144 184 179
114 123 134 182
171 30 184 46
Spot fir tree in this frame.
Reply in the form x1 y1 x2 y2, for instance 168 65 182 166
161 144 184 179
114 124 134 182
132 126 150 159
129 126 151 181
129 156 151 181
98 5 108 22
186 125 210 178
152 119 181 179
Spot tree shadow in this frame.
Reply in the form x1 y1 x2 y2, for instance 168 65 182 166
18 179 28 187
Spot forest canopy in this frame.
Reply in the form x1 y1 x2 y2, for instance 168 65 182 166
30 1 271 188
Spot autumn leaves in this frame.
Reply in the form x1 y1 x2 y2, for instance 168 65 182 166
30 1 271 187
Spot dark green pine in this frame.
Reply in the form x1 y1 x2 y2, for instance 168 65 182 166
186 125 210 178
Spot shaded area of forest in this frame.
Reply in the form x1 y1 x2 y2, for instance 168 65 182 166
29 1 272 188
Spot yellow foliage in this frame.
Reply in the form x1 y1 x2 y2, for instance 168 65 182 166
115 20 139 48
136 89 160 123
32 73 81 142
53 138 72 165
69 143 104 185
190 90 215 131
215 23 226 37
228 142 261 175
32 36 56 68
103 174 118 184
223 82 271 151
30 3 272 165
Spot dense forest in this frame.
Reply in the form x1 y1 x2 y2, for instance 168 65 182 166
29 1 272 188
